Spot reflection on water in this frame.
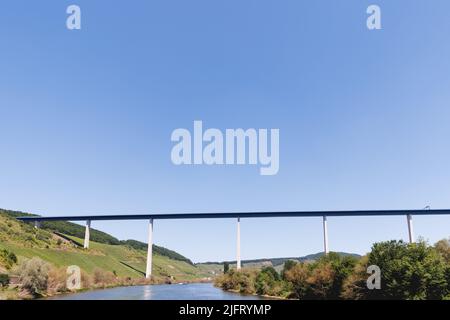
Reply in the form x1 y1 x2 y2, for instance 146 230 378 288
48 283 264 300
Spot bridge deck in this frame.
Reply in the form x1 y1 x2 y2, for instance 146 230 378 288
15 209 450 222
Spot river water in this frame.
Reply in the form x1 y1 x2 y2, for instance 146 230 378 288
48 283 264 300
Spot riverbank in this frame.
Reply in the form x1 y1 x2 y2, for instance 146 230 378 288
0 278 212 300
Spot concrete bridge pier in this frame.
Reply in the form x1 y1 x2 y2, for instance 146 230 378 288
407 214 414 244
34 221 41 229
236 217 241 270
323 216 329 254
146 219 154 278
84 220 91 249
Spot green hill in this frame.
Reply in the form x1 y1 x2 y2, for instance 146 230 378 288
0 209 210 281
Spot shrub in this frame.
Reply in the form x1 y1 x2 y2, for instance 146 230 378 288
93 268 117 287
47 267 68 294
318 252 357 299
255 267 287 297
283 253 356 300
0 274 10 288
435 238 450 263
214 269 257 294
223 262 230 274
282 260 297 280
16 257 50 296
0 249 18 270
341 256 370 300
307 263 335 299
284 262 311 298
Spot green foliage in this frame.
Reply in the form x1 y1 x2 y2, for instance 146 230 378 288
223 262 230 274
41 220 120 245
282 260 297 280
367 240 448 300
343 240 450 300
0 249 18 270
120 240 193 265
435 238 450 263
282 253 357 300
318 252 357 299
215 269 257 294
0 274 10 288
255 266 289 297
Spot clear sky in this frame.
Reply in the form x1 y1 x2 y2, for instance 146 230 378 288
1 1 450 262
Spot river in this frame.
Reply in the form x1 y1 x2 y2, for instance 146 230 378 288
47 283 265 300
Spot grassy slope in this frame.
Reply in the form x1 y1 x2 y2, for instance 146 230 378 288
0 212 212 281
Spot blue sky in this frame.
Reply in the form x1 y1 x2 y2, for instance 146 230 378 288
1 1 450 262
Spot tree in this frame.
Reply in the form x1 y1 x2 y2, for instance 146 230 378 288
223 262 230 274
282 260 297 280
318 252 357 299
284 262 311 299
344 240 449 300
255 266 283 296
435 238 450 263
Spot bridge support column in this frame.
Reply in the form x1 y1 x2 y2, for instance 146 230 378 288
236 217 241 270
34 221 40 229
407 214 414 244
84 220 91 249
146 219 154 278
323 216 329 254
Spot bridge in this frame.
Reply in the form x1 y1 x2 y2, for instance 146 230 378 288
16 209 450 278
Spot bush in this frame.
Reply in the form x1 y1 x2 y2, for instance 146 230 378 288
0 274 10 288
0 249 18 270
16 257 50 296
283 262 311 298
93 268 117 287
47 267 68 294
215 269 257 294
283 253 356 300
318 253 357 299
224 262 230 274
282 260 297 280
435 238 450 263
255 267 287 297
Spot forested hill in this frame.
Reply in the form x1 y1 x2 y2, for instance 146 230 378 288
203 252 361 267
0 208 192 265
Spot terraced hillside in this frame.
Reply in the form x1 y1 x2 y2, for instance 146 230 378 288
0 210 212 281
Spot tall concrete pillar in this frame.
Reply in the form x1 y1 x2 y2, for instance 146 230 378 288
236 217 241 270
34 221 40 229
323 216 329 254
146 219 154 278
84 220 91 249
407 214 414 244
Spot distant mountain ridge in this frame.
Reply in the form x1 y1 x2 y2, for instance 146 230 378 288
202 252 362 267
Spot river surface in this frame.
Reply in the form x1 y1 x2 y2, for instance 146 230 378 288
48 283 265 300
